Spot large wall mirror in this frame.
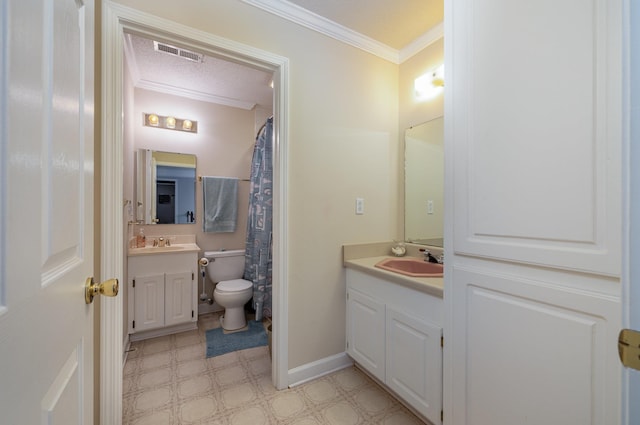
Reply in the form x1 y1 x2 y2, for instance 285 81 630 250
405 117 444 247
136 149 197 224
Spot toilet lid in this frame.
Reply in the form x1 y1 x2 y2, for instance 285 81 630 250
216 279 252 292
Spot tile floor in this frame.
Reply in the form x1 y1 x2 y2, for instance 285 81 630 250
123 313 426 424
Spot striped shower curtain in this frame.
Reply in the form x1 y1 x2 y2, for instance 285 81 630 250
244 117 273 321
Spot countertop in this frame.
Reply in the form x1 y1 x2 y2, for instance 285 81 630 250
344 253 443 298
127 243 201 257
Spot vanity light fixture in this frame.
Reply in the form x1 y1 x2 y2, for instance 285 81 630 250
414 64 445 100
147 113 159 126
143 113 198 133
431 64 445 88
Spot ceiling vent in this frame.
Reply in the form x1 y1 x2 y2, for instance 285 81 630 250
153 41 204 63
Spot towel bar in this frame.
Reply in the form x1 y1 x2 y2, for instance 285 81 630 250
198 175 250 182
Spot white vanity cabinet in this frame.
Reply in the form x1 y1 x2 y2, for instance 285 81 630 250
346 288 386 381
346 268 443 423
128 251 198 341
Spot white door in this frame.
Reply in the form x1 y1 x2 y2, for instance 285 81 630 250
628 194 640 421
445 0 623 424
0 1 97 423
626 2 640 422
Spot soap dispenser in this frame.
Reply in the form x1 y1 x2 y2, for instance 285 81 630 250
136 228 146 248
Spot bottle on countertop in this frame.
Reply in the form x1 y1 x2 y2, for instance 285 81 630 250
136 228 146 248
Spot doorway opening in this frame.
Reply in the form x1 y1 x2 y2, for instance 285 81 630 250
121 28 276 345
156 180 175 224
102 4 290 422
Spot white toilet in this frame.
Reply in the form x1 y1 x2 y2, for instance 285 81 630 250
205 249 253 331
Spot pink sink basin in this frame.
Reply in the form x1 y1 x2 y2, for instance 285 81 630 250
375 258 443 277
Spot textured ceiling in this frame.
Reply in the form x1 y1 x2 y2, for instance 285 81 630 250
125 1 443 109
126 34 274 110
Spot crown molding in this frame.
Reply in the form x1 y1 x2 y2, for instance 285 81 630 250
242 0 444 64
241 0 400 63
399 22 444 63
123 0 444 108
136 79 257 110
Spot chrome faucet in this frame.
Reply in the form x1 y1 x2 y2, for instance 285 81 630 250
421 249 444 264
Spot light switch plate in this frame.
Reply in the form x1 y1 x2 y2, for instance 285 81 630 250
356 198 364 215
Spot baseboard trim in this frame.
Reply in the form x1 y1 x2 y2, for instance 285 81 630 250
129 321 198 342
288 352 353 388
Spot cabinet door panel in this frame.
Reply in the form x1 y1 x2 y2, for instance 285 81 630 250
346 289 386 381
165 272 193 327
386 307 442 422
134 274 165 332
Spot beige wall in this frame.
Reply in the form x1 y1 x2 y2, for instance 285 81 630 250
111 0 400 370
399 38 445 130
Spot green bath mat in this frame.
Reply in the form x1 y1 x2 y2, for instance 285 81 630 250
206 321 268 358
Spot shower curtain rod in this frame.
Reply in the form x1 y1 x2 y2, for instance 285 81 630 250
198 175 250 182
256 115 274 138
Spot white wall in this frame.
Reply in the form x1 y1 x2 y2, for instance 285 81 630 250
112 0 400 369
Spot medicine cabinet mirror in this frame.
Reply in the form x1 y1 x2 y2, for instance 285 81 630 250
404 117 444 247
136 149 197 225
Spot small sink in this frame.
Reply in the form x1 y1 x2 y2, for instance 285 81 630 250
375 258 443 277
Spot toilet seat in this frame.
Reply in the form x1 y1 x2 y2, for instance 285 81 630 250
216 279 252 292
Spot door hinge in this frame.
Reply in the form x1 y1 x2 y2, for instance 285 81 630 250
441 409 444 422
346 292 349 300
132 320 135 329
132 279 135 288
618 328 640 371
441 336 444 348
192 272 194 280
192 310 195 318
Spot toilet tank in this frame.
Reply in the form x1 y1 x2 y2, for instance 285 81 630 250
204 249 246 282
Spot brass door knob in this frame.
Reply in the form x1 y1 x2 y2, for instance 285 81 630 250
85 277 119 304
619 328 640 371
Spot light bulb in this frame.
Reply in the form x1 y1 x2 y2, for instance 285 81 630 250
147 114 159 126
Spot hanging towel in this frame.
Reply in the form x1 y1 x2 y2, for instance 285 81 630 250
203 176 239 233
